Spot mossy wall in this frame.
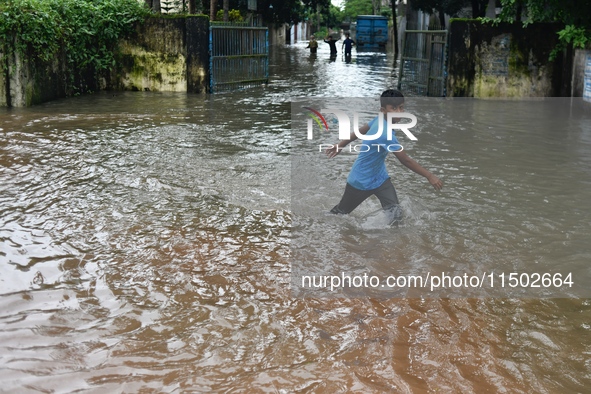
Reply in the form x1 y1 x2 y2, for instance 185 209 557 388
0 15 209 107
0 37 96 107
108 15 209 93
447 20 572 98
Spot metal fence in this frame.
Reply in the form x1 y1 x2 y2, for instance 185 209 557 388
398 30 448 97
209 24 269 93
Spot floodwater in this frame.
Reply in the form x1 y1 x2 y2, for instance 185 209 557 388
1 41 591 392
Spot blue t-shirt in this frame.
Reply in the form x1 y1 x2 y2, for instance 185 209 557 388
347 116 402 190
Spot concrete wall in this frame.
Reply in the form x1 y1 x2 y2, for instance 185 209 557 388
289 21 311 43
1 16 209 107
0 38 96 107
571 49 591 102
447 20 572 98
108 16 209 94
268 24 289 46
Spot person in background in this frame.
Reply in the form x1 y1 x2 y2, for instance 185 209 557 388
324 35 338 55
307 35 318 54
342 33 355 57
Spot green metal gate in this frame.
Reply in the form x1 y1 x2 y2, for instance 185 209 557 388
209 23 269 93
398 30 448 96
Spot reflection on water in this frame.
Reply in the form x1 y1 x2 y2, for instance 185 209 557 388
0 43 590 392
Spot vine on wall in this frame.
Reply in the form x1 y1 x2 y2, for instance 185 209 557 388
0 0 151 92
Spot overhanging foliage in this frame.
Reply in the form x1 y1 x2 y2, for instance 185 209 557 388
0 0 150 86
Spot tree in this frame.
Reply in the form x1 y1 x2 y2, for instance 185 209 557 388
313 4 345 29
302 0 331 10
470 0 488 18
301 0 330 30
411 0 468 27
197 0 338 27
257 0 305 25
343 0 373 21
371 0 380 15
489 0 591 57
145 0 161 13
223 0 229 21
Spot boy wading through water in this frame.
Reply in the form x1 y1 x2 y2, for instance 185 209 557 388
325 89 443 224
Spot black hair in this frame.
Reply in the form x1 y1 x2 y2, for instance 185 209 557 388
380 89 404 108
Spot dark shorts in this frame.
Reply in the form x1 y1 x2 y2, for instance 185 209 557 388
330 178 400 215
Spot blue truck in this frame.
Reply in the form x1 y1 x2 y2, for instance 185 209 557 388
355 15 389 49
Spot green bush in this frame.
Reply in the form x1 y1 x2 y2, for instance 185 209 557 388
0 0 150 88
314 28 328 39
215 9 243 22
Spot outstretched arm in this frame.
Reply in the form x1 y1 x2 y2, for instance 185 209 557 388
393 151 443 190
325 123 370 158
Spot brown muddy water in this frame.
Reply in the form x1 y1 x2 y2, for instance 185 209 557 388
1 43 591 393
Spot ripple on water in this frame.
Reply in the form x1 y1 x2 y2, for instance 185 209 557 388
1 46 591 392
